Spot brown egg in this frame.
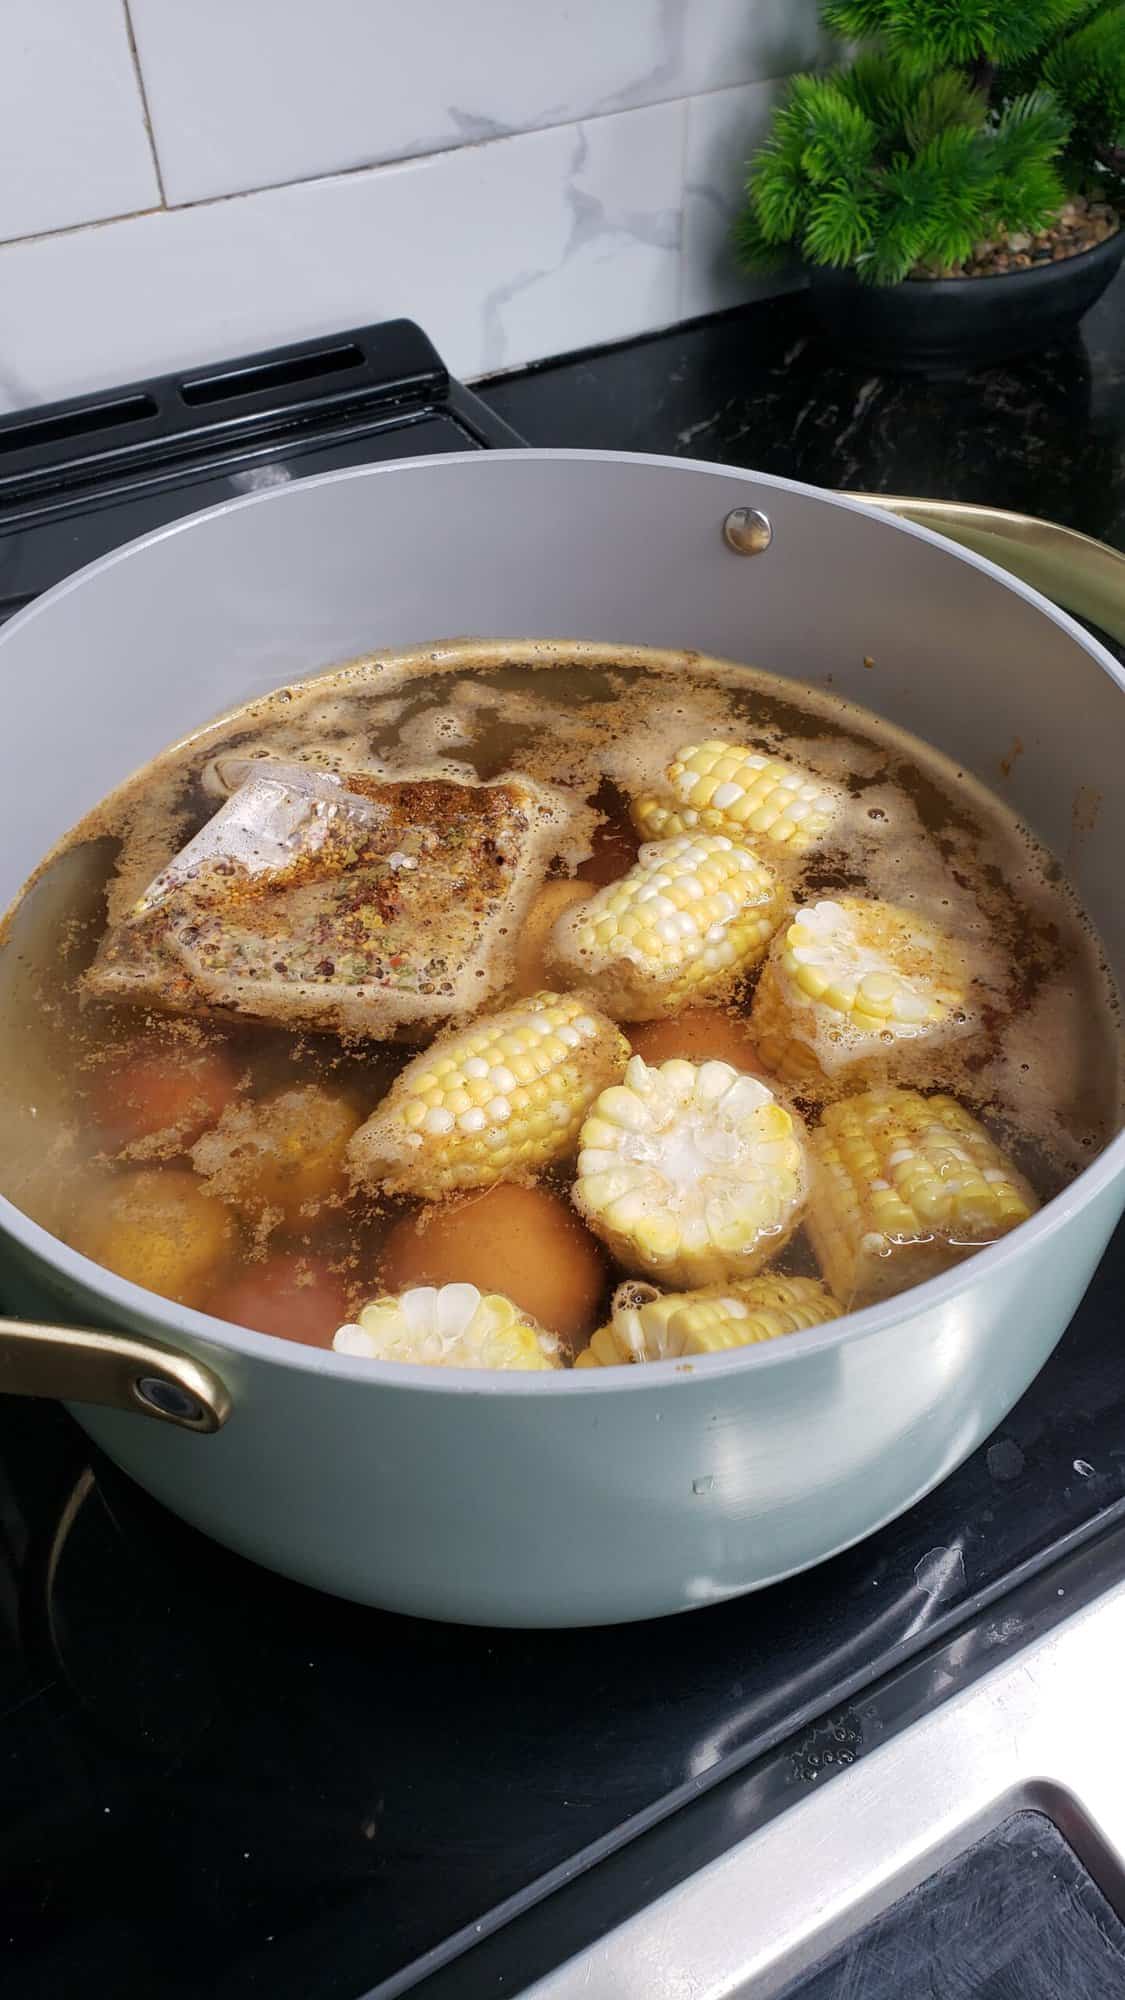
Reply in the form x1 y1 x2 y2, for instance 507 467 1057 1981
69 1168 237 1305
627 1008 764 1072
514 878 595 995
380 1183 608 1345
191 1084 361 1224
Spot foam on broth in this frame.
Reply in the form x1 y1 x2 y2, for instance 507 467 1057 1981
0 640 1119 1345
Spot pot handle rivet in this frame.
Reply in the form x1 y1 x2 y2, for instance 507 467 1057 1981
722 507 773 556
135 1374 209 1428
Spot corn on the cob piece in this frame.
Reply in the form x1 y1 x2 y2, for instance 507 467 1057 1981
333 1283 560 1370
574 1273 841 1366
574 1055 807 1287
632 740 836 855
348 991 629 1197
750 897 966 1095
547 834 783 1022
807 1087 1037 1308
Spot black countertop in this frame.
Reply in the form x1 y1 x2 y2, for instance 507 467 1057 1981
483 272 1125 541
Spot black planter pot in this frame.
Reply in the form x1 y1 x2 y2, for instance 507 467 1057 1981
807 228 1125 375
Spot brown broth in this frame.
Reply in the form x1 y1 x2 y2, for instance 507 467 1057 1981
0 641 1120 1346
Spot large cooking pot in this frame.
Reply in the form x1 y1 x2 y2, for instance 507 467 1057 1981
0 450 1122 1628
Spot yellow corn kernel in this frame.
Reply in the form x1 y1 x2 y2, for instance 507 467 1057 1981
575 1273 841 1365
573 1055 807 1287
807 1087 1038 1307
547 833 783 1021
632 740 836 855
348 991 629 1197
333 1283 560 1370
751 897 967 1096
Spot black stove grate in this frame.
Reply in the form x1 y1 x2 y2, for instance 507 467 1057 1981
0 319 518 626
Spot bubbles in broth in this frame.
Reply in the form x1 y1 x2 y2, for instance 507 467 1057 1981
0 641 1119 1368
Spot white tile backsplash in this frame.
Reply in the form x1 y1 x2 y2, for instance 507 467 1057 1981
129 0 679 203
0 0 824 408
0 0 160 241
128 0 817 206
681 78 789 320
681 0 831 94
0 102 684 408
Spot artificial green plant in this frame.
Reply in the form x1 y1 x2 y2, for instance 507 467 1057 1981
737 0 1125 283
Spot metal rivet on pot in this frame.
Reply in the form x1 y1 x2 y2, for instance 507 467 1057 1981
722 507 773 555
135 1374 207 1427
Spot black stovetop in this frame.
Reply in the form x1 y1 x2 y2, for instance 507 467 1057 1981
0 319 519 625
2 310 1124 2000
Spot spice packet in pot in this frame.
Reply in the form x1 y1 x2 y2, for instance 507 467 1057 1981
87 761 577 1038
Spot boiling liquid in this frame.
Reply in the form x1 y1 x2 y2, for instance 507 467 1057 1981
0 643 1119 1338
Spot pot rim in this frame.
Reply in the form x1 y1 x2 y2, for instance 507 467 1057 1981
1 446 1122 1397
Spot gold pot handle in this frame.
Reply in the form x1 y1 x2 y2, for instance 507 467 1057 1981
0 1315 231 1433
845 494 1125 649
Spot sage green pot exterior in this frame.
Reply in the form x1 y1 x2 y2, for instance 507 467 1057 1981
0 451 1121 1627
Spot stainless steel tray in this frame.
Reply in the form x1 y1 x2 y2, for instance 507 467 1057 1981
522 1567 1125 1997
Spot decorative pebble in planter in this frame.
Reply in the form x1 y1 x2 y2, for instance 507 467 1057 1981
951 197 1120 279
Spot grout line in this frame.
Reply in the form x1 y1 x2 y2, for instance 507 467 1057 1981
0 205 166 251
121 0 168 206
0 69 807 256
676 90 693 322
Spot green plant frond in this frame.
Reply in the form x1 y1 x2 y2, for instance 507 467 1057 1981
798 89 881 183
752 96 811 183
828 0 1097 67
820 0 890 38
912 125 995 262
863 154 941 282
979 96 1070 233
904 68 989 148
732 203 787 274
1045 4 1125 137
738 70 881 252
996 156 1069 229
983 0 1106 63
737 75 823 247
784 69 839 122
998 0 1107 98
801 181 881 265
835 50 913 132
748 153 805 243
881 0 996 68
991 89 1072 168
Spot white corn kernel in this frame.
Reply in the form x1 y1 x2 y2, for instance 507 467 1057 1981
334 1284 560 1371
574 1057 808 1287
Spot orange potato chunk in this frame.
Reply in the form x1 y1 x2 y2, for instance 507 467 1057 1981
92 1043 239 1153
69 1168 237 1305
208 1252 350 1348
